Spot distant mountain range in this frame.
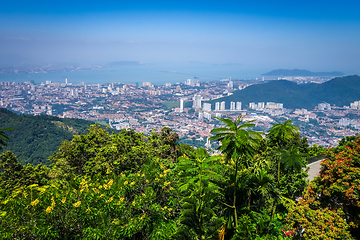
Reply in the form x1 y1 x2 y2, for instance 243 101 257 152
262 69 344 77
211 75 360 110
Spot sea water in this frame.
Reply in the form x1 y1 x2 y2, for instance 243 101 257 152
0 63 265 85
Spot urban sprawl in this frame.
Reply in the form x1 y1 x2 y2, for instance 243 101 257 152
1 77 360 148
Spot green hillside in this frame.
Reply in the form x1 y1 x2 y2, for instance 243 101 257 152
213 75 360 109
0 108 95 165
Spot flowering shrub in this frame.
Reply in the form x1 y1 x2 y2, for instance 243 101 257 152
0 157 179 239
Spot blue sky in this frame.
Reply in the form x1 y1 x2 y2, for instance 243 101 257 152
1 0 360 74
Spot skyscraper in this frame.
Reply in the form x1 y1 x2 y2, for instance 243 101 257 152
215 102 220 111
230 101 235 111
220 101 226 111
203 103 211 112
236 102 242 111
193 94 202 109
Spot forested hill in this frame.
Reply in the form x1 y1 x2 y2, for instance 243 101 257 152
0 108 95 165
214 75 360 110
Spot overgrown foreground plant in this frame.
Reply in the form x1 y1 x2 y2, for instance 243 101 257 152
0 157 179 239
286 136 360 239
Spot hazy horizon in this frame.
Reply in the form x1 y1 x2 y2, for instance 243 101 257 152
1 0 360 75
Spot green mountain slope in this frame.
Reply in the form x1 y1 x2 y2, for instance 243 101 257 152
213 75 360 110
0 108 95 165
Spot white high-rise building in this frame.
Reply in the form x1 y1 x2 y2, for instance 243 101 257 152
220 101 226 111
258 102 265 109
65 78 68 84
230 101 235 111
198 112 203 119
236 102 242 111
266 102 283 109
180 98 184 112
249 102 256 109
203 112 212 121
227 79 233 89
203 103 211 112
193 94 202 109
215 102 220 111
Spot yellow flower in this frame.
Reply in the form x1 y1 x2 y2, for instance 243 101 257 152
98 185 103 189
92 188 99 194
117 197 125 205
162 206 167 210
142 193 146 197
140 214 146 220
130 181 136 187
51 196 55 207
141 173 145 177
112 219 120 225
160 164 164 170
61 197 66 204
105 196 114 203
73 201 81 207
86 207 91 213
108 179 114 187
99 193 105 198
23 192 28 198
146 179 149 183
45 206 52 213
121 172 125 177
73 189 77 194
132 200 136 206
159 174 163 178
155 178 159 182
106 168 112 174
169 187 174 191
31 199 39 206
164 181 171 186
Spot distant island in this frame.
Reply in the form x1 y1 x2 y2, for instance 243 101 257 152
262 69 344 77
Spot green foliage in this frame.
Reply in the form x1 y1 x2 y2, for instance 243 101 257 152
214 75 360 109
0 108 94 165
49 124 178 179
0 151 50 192
1 111 357 239
0 127 13 150
175 148 224 239
0 157 179 239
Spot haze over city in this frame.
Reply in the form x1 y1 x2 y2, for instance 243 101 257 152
1 0 360 75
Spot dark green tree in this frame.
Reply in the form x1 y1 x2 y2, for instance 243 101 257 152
210 116 262 229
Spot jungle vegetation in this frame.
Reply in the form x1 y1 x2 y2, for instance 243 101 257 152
0 115 359 239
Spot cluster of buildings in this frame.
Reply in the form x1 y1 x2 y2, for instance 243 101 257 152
1 77 359 148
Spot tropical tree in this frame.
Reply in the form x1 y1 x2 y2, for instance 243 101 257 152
175 148 224 239
210 115 262 230
267 120 304 184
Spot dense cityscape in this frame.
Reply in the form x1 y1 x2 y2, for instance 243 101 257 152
1 76 359 148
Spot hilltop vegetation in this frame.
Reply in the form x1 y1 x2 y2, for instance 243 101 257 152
214 75 360 109
0 108 95 165
0 115 359 239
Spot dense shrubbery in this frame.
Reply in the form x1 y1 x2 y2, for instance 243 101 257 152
0 117 359 239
